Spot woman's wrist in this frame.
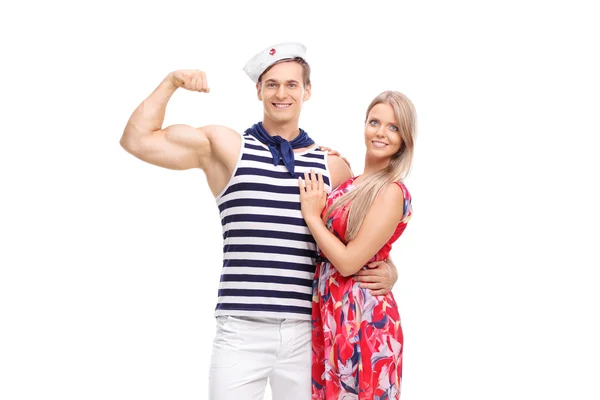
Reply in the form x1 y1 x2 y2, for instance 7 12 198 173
304 215 324 228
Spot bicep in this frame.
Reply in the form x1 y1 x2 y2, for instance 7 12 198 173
133 124 211 170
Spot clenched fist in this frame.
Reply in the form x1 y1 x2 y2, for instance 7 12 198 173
169 70 210 93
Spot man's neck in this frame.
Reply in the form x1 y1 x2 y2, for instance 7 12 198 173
261 118 301 141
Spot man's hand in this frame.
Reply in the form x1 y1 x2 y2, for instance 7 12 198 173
169 70 210 93
354 259 398 296
318 146 352 171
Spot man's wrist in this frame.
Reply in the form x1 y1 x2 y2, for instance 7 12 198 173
163 73 179 91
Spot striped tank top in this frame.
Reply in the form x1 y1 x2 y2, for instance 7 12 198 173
215 132 331 320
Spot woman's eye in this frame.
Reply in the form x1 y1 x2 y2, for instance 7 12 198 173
389 125 398 131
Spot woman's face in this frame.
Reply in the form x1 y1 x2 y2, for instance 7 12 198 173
364 103 403 161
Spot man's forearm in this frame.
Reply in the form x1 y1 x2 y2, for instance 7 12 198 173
121 75 177 146
387 256 399 285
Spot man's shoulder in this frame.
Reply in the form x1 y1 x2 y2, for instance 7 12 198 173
200 125 242 166
201 124 241 139
326 154 353 189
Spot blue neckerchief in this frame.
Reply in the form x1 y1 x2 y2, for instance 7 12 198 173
245 122 315 176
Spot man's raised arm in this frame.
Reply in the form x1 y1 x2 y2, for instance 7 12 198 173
121 70 217 171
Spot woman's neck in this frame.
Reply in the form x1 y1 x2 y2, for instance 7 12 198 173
362 156 390 179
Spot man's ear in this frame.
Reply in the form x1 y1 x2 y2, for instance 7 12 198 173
256 82 262 101
303 83 311 101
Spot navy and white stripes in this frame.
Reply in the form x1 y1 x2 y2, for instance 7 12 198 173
215 133 331 320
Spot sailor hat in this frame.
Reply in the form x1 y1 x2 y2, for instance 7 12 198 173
243 42 307 83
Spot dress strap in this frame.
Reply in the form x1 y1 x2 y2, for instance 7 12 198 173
394 181 412 223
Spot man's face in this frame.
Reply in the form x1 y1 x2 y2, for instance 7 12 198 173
257 61 311 124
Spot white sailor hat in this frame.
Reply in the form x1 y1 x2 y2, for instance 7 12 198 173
243 42 307 83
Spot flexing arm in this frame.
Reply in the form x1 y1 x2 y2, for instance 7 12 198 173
299 171 405 277
121 70 227 171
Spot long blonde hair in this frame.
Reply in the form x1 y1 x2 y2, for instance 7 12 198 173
324 91 417 241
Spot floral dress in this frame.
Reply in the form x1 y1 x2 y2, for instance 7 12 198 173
311 176 412 400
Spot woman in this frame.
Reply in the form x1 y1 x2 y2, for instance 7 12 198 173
298 90 416 399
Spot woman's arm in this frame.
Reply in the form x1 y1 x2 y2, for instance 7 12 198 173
299 171 405 277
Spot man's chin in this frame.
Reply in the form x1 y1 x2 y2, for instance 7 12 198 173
266 113 294 123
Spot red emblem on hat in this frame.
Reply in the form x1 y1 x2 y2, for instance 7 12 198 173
269 48 276 55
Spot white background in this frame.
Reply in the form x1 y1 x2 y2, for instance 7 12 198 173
1 0 599 399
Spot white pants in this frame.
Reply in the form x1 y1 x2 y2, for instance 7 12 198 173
209 315 311 400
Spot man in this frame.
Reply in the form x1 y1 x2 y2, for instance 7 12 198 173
120 42 398 400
